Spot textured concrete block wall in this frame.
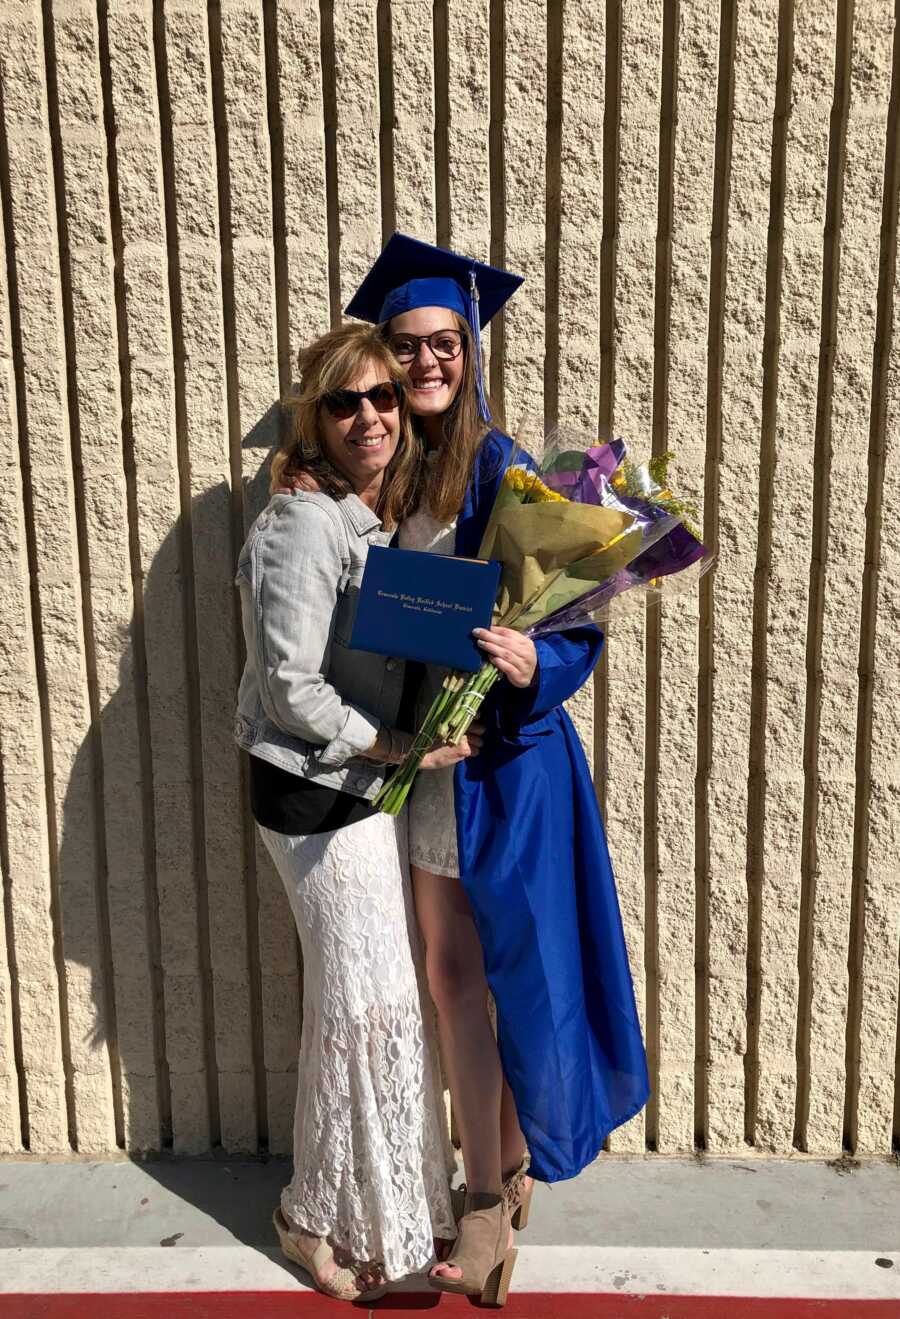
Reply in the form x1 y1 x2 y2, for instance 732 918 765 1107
0 0 897 1158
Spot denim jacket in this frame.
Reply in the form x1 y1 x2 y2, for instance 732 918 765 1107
234 489 405 798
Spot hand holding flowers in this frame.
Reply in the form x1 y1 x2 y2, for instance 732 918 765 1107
473 627 538 688
420 722 484 768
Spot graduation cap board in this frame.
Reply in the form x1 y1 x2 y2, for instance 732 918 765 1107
345 232 524 422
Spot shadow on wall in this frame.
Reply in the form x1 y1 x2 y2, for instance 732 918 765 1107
53 400 302 1160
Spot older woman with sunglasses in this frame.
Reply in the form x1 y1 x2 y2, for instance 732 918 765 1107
234 323 473 1301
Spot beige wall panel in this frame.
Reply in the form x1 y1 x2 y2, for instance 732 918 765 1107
218 0 299 1155
161 0 256 1152
333 0 381 312
0 149 56 1153
105 0 209 1153
555 2 603 437
0 913 19 1150
705 1 777 1153
655 0 719 1154
603 605 646 1155
549 2 603 780
443 0 494 382
391 0 436 240
1 0 117 1152
502 0 546 427
265 0 327 1151
805 3 894 1155
754 4 832 1153
218 0 280 430
856 155 899 1154
445 0 490 260
277 0 330 356
51 0 163 1150
605 0 663 1153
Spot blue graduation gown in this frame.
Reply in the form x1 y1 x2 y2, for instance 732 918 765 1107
452 430 650 1182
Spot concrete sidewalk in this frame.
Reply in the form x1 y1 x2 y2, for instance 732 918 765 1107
1 1154 899 1315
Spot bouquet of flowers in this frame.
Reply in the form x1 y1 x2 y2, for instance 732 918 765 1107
373 435 712 815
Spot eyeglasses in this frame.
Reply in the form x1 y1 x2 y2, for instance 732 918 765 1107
321 381 403 420
388 330 464 363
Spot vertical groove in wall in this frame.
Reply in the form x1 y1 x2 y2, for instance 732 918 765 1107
643 0 679 1151
318 0 342 328
593 0 622 822
488 0 506 416
0 71 77 1153
886 7 892 1155
207 0 268 1151
695 0 737 1150
543 0 562 436
653 0 677 459
593 655 608 819
377 0 396 244
598 0 620 439
433 0 450 248
152 0 221 1148
262 0 291 388
744 0 792 1146
96 0 171 1147
844 0 900 1153
42 0 124 1150
0 756 28 1147
895 976 900 1150
643 603 660 1148
794 0 853 1153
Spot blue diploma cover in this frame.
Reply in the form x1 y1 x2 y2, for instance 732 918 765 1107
349 545 501 671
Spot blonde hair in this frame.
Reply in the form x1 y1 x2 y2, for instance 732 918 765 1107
385 311 492 523
274 323 423 530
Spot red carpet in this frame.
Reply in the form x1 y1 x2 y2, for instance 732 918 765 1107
4 1294 899 1317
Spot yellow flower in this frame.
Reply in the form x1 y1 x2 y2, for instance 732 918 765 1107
502 466 566 503
527 478 566 504
503 466 530 493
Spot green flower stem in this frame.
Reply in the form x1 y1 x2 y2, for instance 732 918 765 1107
443 663 502 745
375 599 545 813
373 671 468 815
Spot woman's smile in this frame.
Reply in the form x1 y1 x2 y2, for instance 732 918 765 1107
410 375 449 398
349 431 389 448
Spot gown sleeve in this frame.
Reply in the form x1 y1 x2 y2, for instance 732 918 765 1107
494 625 604 732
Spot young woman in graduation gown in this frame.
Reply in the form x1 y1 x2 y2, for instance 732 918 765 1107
288 235 650 1307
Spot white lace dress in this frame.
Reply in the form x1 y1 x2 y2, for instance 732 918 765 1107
259 809 456 1280
399 506 461 878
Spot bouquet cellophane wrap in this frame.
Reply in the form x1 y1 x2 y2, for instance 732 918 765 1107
375 434 712 813
478 498 645 632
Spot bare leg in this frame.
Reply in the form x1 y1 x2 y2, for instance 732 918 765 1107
412 866 511 1279
500 1078 528 1177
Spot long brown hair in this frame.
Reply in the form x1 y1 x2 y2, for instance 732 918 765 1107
273 323 423 530
386 311 492 523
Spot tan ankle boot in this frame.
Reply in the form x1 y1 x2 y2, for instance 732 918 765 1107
429 1191 517 1306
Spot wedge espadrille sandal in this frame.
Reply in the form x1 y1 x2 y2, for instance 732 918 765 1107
272 1207 386 1303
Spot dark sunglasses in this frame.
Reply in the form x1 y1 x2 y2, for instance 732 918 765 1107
388 329 464 362
321 380 403 420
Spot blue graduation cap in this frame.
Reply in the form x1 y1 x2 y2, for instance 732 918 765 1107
345 232 523 422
